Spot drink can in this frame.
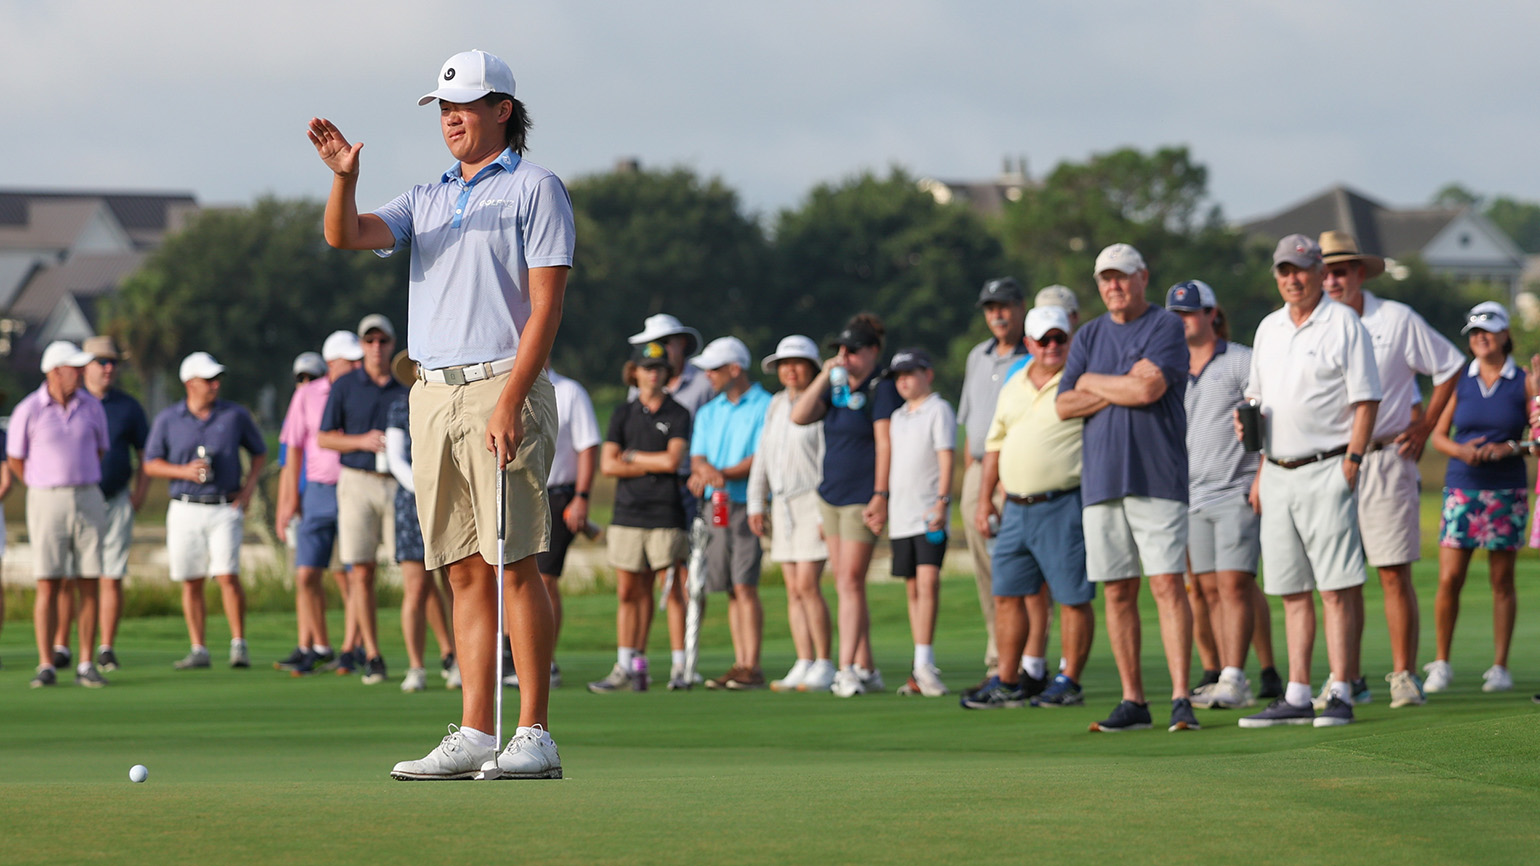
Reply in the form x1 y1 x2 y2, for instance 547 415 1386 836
711 489 730 528
1237 399 1264 452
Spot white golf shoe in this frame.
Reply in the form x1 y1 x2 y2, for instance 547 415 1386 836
495 725 563 780
856 666 884 692
400 667 427 693
1386 670 1426 707
390 725 494 781
1482 665 1513 692
771 660 811 692
1423 660 1453 693
798 660 836 692
831 666 865 697
898 663 949 697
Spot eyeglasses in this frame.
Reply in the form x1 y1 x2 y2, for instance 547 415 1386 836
1327 267 1354 279
1036 332 1069 346
93 357 118 367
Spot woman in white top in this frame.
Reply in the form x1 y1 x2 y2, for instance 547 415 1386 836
748 336 834 692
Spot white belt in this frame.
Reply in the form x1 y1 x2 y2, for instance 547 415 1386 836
418 356 517 386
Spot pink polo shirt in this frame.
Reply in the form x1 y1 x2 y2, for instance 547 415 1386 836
279 376 341 485
7 383 109 488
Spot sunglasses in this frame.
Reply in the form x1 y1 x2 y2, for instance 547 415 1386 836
295 373 318 383
1035 332 1069 346
93 357 118 367
1327 267 1355 279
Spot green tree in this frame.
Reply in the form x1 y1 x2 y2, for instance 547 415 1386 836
1485 196 1540 254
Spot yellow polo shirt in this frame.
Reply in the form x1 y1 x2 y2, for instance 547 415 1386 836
984 361 1083 497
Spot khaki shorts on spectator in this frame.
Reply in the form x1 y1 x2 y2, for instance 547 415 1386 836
818 496 878 545
1258 458 1366 595
768 490 827 563
704 502 762 591
337 466 397 565
1084 496 1188 582
410 370 556 571
1357 447 1421 567
1187 493 1261 575
27 485 106 579
607 525 687 573
166 499 243 581
101 489 134 579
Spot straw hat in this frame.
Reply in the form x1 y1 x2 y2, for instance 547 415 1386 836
1319 231 1386 279
391 350 418 387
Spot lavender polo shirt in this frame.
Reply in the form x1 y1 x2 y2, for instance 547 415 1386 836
372 147 576 369
145 400 267 498
6 384 108 488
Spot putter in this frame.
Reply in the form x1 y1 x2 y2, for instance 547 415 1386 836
476 449 508 781
682 505 709 685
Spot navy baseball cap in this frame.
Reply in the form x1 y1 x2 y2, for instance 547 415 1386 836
1166 280 1216 312
976 277 1025 307
885 347 933 376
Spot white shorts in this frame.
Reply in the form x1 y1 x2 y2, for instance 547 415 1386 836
768 490 827 563
1357 447 1420 567
1258 458 1366 595
166 499 244 581
101 490 135 579
1084 496 1188 582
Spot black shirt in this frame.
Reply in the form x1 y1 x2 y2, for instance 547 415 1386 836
606 395 692 529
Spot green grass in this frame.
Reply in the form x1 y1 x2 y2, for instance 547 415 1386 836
1 561 1538 865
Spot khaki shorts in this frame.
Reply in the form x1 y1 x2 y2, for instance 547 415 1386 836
337 466 397 565
704 502 762 591
1258 458 1366 595
767 490 827 563
100 489 135 579
409 370 555 571
27 485 106 579
1084 496 1188 581
607 525 687 573
818 496 878 545
1357 447 1421 567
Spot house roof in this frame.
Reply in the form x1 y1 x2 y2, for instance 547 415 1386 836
0 199 110 252
0 190 198 249
6 251 146 324
1237 185 1440 258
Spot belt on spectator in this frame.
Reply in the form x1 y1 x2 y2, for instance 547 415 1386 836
1005 486 1079 506
176 494 231 505
418 355 517 386
548 484 577 496
1267 445 1348 470
1365 436 1399 454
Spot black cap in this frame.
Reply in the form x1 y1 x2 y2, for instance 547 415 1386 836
884 347 934 376
829 321 881 351
631 341 671 369
976 276 1024 307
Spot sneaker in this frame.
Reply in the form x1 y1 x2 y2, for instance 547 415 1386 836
97 648 120 672
1192 676 1253 709
361 656 388 685
904 663 949 697
1195 669 1221 690
704 666 740 691
1482 665 1514 692
1311 682 1355 711
30 666 57 688
1387 671 1426 708
1351 676 1371 704
274 647 307 671
316 648 345 673
1238 698 1316 728
855 666 884 692
725 668 766 691
960 679 1027 709
76 665 108 688
173 648 211 670
440 652 456 679
445 660 462 690
288 650 321 677
1169 697 1201 731
1089 700 1153 732
1031 674 1084 707
1020 671 1048 698
831 666 865 698
550 662 562 689
588 663 631 693
666 663 689 692
494 725 563 780
51 646 71 669
401 667 427 693
230 642 250 669
1314 695 1354 727
797 660 836 692
1422 660 1453 693
631 657 650 692
390 725 493 781
771 660 812 692
334 648 360 676
1258 666 1284 699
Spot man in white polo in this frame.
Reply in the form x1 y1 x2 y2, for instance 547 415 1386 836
1318 230 1463 709
1239 234 1380 729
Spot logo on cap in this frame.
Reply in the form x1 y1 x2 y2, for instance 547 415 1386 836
1296 244 1307 253
643 342 664 359
444 68 456 80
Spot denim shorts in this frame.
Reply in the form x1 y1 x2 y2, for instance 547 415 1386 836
991 490 1093 605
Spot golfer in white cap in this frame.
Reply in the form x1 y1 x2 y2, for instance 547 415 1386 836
310 47 573 779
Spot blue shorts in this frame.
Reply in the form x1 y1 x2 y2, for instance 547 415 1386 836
296 482 339 569
990 490 1094 605
395 485 425 564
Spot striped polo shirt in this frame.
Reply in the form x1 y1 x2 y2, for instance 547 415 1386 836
1185 340 1260 512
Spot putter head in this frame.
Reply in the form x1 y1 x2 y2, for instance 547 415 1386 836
475 759 502 781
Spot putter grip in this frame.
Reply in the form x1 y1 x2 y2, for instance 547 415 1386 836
496 456 507 539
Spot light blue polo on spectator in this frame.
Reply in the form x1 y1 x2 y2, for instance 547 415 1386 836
689 337 772 503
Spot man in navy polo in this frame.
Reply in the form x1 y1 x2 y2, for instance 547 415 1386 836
143 352 267 670
318 313 406 686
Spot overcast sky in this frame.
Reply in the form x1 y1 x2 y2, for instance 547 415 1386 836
3 1 1536 225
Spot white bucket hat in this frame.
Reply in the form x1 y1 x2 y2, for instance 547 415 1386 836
760 335 821 374
628 313 701 358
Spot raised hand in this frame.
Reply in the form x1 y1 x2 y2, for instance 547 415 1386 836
307 117 363 177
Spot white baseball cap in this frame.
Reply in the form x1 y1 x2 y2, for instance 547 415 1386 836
689 336 751 371
292 351 326 379
418 49 517 106
1026 306 1072 342
40 340 94 373
179 351 225 383
761 334 821 374
1462 301 1510 334
1094 243 1147 276
322 330 364 362
357 313 395 341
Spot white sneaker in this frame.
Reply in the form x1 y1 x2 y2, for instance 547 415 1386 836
390 725 493 781
495 725 563 779
1423 660 1453 693
1482 665 1513 692
798 660 836 692
856 666 884 692
909 663 949 697
1387 671 1425 707
229 642 250 669
1196 676 1253 709
771 659 811 692
445 661 462 690
831 666 865 697
401 667 427 693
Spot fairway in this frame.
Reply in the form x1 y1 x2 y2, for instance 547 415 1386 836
3 563 1538 866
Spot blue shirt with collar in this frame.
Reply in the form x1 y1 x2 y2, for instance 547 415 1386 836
319 367 407 472
145 400 266 497
372 147 576 369
690 383 772 503
98 387 149 499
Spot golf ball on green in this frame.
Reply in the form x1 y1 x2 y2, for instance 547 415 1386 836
129 764 148 783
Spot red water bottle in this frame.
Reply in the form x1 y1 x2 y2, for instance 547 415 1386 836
711 489 730 528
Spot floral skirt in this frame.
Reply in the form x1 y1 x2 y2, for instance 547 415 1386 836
1439 488 1528 551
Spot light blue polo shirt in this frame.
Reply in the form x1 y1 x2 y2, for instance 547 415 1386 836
690 383 772 503
372 147 576 369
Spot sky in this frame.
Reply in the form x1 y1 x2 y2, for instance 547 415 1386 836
2 1 1537 225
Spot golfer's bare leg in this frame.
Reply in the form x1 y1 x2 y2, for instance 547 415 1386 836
540 574 562 647
351 563 381 658
1250 583 1277 669
1025 589 1051 667
100 579 123 650
1149 572 1193 699
182 578 207 647
1321 586 1357 686
76 578 99 660
1192 574 1221 672
401 561 429 670
1103 576 1144 702
34 578 60 667
993 596 1028 679
1378 563 1418 673
1060 602 1095 682
1217 571 1256 670
52 578 76 655
216 574 245 640
1282 592 1315 687
665 561 686 652
1491 550 1517 668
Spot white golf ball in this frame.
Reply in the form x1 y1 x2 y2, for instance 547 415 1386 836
129 764 148 783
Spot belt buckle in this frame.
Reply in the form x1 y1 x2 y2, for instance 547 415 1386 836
443 367 469 387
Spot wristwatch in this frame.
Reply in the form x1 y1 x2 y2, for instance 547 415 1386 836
1347 452 1363 464
576 490 591 499
622 450 636 464
874 490 890 499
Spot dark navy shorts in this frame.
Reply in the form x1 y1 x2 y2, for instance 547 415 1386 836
296 482 339 569
536 489 577 577
891 532 947 578
991 491 1093 605
395 485 425 564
